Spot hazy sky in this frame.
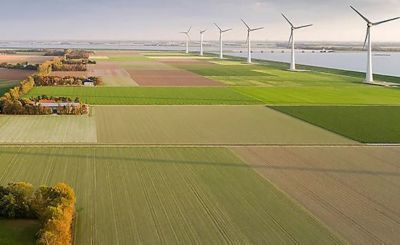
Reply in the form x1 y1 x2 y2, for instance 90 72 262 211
2 0 400 42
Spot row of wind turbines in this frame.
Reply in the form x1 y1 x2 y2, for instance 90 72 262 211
181 6 400 83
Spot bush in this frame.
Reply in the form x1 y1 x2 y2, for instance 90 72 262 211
0 182 76 245
0 182 35 218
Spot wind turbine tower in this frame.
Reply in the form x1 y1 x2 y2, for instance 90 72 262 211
200 29 207 56
214 23 232 59
181 26 192 54
241 19 264 64
350 6 400 83
281 14 312 71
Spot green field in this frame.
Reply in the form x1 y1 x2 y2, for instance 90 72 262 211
0 80 20 96
94 106 353 144
236 86 400 105
174 63 361 86
271 106 400 143
26 87 261 105
26 85 400 106
0 147 341 244
0 219 39 245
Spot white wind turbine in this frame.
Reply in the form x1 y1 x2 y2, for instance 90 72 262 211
241 19 264 64
181 26 192 54
282 14 312 71
214 23 232 59
199 29 207 56
350 6 400 83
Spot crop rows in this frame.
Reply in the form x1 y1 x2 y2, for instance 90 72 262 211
0 147 341 244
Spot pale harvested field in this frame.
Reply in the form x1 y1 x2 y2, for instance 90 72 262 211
87 62 138 86
158 59 212 65
121 61 178 70
0 55 54 64
0 68 34 80
127 70 222 86
0 115 97 143
233 146 400 245
94 106 354 144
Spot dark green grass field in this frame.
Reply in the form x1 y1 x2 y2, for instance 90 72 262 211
0 80 20 96
26 85 400 106
26 87 262 105
0 219 39 245
271 106 400 143
222 55 400 85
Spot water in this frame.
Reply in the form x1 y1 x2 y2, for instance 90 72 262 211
228 50 400 77
0 40 399 77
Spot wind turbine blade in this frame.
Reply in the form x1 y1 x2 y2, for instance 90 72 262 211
363 28 369 49
374 17 400 25
187 26 192 33
288 32 293 48
281 13 294 27
222 28 232 33
214 23 222 32
295 24 313 29
246 31 249 44
251 27 264 31
241 19 251 29
350 6 371 23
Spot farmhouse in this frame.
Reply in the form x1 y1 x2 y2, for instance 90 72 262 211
83 79 95 86
37 99 82 114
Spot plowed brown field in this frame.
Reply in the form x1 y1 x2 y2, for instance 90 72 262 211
0 68 33 80
126 69 222 86
233 146 400 244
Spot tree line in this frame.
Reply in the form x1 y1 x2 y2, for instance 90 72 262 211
0 182 76 245
34 75 103 86
0 62 38 70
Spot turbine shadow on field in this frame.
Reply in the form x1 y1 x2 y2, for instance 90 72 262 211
1 149 399 177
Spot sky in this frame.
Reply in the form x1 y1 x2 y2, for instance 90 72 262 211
1 0 400 42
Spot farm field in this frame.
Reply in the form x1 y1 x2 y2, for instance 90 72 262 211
235 86 400 105
0 219 39 245
0 147 341 244
271 106 400 143
0 79 20 96
127 69 222 86
3 50 400 244
0 54 54 64
94 105 354 145
0 115 97 143
0 68 34 80
233 146 400 244
25 87 261 105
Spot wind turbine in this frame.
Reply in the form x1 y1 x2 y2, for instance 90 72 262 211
282 14 312 71
180 26 192 54
214 23 232 59
199 29 207 56
350 6 400 83
241 19 264 64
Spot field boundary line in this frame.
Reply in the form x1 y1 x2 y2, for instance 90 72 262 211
0 143 398 148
